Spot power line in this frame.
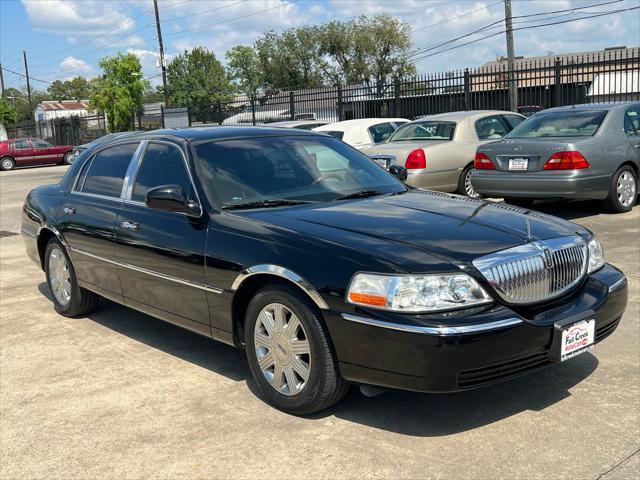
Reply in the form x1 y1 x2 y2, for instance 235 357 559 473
412 0 503 33
160 0 245 24
411 5 640 63
408 0 625 60
1 65 52 85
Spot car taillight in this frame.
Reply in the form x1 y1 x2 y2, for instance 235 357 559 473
405 149 426 169
474 152 496 170
543 151 590 170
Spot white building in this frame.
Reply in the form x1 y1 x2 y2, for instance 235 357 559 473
34 100 91 122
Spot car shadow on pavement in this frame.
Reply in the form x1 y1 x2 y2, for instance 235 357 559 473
37 283 251 383
521 198 638 221
38 282 598 436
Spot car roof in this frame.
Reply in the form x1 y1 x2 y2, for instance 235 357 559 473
314 118 409 130
267 120 328 127
144 126 321 142
537 102 639 113
414 110 520 122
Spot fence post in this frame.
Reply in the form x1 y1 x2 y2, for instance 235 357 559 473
463 69 471 110
393 78 400 117
160 104 165 128
289 91 295 120
554 59 562 107
337 85 343 122
137 112 142 130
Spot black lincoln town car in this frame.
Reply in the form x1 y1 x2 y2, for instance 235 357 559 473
22 127 627 414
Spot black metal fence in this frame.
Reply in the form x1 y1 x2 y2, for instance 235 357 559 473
5 113 107 146
214 48 639 125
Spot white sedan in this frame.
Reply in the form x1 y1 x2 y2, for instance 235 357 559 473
313 118 409 149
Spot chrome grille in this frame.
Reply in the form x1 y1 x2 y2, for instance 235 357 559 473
472 236 588 304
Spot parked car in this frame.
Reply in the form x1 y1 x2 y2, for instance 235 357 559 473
472 102 640 213
72 132 140 161
0 138 74 171
313 118 409 149
360 110 525 197
266 120 328 130
518 105 544 117
22 127 627 414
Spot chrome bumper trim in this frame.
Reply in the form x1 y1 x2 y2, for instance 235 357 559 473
70 247 223 294
608 275 627 294
341 313 523 335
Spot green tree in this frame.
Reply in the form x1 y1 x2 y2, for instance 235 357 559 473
166 47 235 122
318 14 415 95
225 45 265 125
2 87 52 123
142 85 165 104
0 97 18 140
255 26 324 90
47 76 94 100
89 53 148 132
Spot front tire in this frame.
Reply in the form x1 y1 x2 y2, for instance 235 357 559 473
457 164 481 198
44 239 99 317
1 157 15 171
244 283 348 415
605 166 637 213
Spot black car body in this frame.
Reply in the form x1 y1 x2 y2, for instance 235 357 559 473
22 127 628 414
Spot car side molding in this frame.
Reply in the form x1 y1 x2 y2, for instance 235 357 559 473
230 264 329 310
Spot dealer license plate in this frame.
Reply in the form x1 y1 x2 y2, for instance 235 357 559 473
508 158 528 171
560 319 595 361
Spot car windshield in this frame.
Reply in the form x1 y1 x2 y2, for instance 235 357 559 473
507 110 607 138
388 121 455 141
194 135 406 208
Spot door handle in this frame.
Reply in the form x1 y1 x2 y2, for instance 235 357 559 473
120 220 140 231
62 207 76 215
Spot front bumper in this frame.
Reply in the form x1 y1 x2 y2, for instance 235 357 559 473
472 171 611 199
324 264 627 393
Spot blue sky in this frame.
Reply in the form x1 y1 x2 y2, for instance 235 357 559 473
1 0 639 91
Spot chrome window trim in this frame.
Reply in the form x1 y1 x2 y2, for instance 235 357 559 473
122 140 149 199
70 247 222 294
123 139 203 217
341 313 523 336
69 191 124 204
230 264 328 310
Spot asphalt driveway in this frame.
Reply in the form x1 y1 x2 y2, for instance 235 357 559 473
1 165 638 479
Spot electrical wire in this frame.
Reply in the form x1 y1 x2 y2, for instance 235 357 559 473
411 0 503 33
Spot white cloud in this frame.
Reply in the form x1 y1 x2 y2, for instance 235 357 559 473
59 56 93 74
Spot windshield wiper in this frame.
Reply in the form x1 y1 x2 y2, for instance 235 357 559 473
333 190 385 201
221 199 314 210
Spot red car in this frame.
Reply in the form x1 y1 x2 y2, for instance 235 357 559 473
0 138 74 171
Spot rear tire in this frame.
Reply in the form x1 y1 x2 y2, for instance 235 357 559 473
503 197 534 209
1 157 15 171
244 283 349 415
62 152 74 165
604 166 637 213
457 164 481 198
44 239 100 317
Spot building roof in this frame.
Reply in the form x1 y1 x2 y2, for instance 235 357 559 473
481 46 638 69
36 100 90 111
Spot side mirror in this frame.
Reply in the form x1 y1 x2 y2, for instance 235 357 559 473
388 165 408 182
145 185 200 216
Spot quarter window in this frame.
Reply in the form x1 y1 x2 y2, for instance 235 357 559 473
80 143 139 198
503 115 525 129
368 123 396 143
132 143 194 203
624 107 639 136
475 116 510 140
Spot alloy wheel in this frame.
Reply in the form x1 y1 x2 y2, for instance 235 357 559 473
465 168 479 198
48 247 71 306
253 302 311 396
616 171 636 208
2 158 14 170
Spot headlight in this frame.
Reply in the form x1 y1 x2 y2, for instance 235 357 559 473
346 273 492 313
587 236 605 274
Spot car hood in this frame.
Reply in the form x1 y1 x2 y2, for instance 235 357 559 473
237 190 589 271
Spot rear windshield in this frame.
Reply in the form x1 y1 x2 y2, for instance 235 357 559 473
388 121 455 141
507 110 607 138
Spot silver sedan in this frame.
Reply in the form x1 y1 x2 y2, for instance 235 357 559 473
472 102 640 213
360 110 525 197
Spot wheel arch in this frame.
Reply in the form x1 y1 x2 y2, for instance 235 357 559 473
36 227 66 270
230 265 328 347
619 161 639 182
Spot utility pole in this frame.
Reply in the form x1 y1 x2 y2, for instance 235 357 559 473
504 0 517 111
23 51 33 114
152 0 169 108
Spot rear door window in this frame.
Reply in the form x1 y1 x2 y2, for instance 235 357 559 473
475 116 510 140
367 123 397 143
13 140 31 149
502 114 525 130
80 143 139 198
